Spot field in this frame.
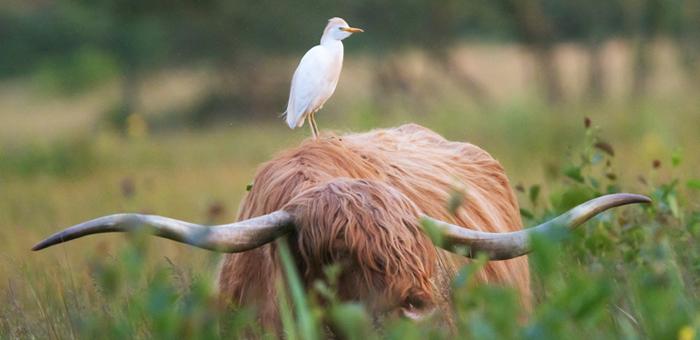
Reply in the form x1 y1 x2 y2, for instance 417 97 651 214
1 42 700 339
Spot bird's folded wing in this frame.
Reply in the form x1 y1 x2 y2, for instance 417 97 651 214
286 46 331 128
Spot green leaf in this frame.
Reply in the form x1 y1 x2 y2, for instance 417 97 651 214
329 303 372 339
420 218 445 248
520 208 534 220
447 189 465 215
672 149 683 167
550 186 596 212
564 165 585 183
453 254 488 289
687 179 700 190
606 184 621 194
277 240 319 340
529 185 541 206
667 194 680 219
276 278 298 340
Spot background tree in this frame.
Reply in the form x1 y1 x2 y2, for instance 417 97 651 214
496 0 565 104
0 0 694 118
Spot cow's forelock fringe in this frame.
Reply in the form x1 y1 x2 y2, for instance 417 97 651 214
284 179 436 305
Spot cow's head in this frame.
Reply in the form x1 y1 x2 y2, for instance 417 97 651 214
32 180 648 319
283 179 437 318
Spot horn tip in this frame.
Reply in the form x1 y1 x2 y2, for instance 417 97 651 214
31 240 52 251
32 235 62 251
621 193 652 204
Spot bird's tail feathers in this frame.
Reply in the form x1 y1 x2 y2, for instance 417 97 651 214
281 110 298 129
285 111 304 129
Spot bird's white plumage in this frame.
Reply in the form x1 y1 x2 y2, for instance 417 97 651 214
285 45 342 128
283 17 362 137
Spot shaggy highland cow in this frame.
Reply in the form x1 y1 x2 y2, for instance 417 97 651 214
34 124 649 328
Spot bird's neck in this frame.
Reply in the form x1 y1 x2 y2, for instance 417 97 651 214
320 38 343 51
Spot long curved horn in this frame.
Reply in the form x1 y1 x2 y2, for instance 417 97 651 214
32 211 294 252
422 193 651 260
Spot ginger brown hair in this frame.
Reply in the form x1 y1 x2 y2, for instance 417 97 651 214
217 124 529 327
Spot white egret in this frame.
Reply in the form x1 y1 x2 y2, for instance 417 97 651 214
283 17 363 139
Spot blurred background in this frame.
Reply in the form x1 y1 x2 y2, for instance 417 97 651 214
1 1 699 334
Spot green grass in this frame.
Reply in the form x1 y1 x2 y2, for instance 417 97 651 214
1 95 699 338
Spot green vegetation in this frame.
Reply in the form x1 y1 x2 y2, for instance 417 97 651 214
1 0 699 338
0 102 698 338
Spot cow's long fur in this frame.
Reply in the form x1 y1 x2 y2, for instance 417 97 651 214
218 123 529 326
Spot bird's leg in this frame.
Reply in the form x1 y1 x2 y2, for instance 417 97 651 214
312 114 320 138
307 112 316 139
309 111 320 139
309 112 314 137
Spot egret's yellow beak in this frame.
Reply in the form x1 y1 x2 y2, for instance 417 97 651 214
340 27 364 33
